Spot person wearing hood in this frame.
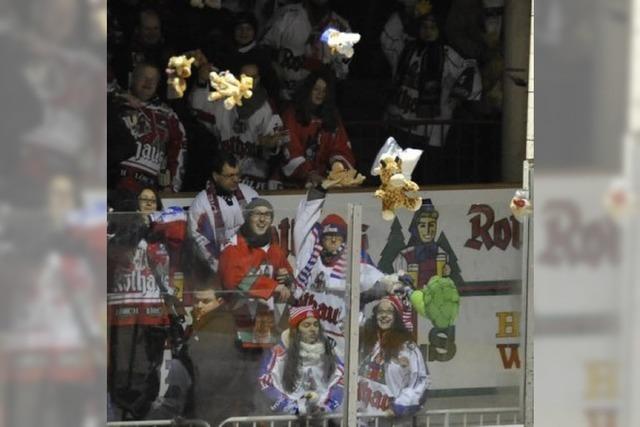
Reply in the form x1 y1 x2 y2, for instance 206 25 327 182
189 61 288 190
258 306 344 418
358 296 430 426
293 185 396 357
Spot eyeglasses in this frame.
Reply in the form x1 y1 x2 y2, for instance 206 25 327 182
250 211 273 219
138 197 157 203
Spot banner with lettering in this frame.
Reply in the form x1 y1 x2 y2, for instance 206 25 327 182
163 187 525 391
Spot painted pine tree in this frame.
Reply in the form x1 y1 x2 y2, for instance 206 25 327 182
377 217 406 274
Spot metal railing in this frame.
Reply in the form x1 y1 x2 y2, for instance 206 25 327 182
107 419 211 427
217 407 522 427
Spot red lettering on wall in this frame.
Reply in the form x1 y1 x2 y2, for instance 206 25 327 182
465 204 521 251
496 344 521 369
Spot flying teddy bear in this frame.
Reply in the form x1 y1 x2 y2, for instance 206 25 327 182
320 28 361 59
374 155 422 221
208 71 254 110
166 55 196 99
321 162 366 189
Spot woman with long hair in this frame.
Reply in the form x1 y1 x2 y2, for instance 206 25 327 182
359 296 430 426
280 68 355 187
258 306 344 419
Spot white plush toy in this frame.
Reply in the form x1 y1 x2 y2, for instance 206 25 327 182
208 71 254 110
320 28 361 59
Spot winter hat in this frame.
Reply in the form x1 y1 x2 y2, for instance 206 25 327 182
243 198 274 220
289 306 319 329
233 11 258 32
379 295 414 332
320 214 347 240
380 295 404 314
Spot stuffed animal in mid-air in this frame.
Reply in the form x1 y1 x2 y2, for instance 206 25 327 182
321 162 366 189
166 55 196 99
410 275 460 328
320 28 361 59
208 71 254 110
374 155 422 221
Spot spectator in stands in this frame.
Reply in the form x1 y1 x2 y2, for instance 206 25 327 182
108 62 187 194
281 69 355 188
444 0 488 62
358 296 430 426
218 197 294 416
190 61 288 191
380 0 419 78
138 187 163 214
111 8 175 89
293 185 395 357
260 0 352 100
224 12 280 100
187 153 258 273
258 306 344 416
386 12 481 184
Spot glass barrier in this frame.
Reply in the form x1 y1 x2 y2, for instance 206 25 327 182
356 189 526 426
107 187 528 426
107 193 350 426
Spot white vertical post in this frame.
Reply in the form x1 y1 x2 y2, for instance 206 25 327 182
343 203 362 427
519 2 534 426
623 0 640 426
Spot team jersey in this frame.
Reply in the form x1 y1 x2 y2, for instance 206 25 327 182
187 183 258 272
107 239 172 326
386 44 481 146
189 88 286 190
219 233 293 348
293 193 384 356
110 93 187 191
358 341 430 417
258 330 344 414
261 3 351 99
281 108 354 184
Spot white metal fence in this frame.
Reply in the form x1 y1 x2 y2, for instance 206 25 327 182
107 419 211 427
216 407 522 427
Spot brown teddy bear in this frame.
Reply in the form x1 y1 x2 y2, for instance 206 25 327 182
321 162 366 189
374 155 422 220
166 55 196 99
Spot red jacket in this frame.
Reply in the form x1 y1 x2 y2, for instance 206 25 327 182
281 108 355 184
219 233 293 301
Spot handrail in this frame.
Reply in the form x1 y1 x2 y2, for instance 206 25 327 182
217 407 522 426
107 419 211 427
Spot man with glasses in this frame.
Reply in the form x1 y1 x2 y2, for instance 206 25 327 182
188 152 258 273
217 198 294 418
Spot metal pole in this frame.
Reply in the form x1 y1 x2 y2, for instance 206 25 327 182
520 2 535 426
343 203 362 427
501 0 532 182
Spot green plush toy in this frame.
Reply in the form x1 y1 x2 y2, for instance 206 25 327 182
410 275 460 328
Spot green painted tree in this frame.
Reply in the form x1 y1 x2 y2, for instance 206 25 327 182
377 217 406 274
